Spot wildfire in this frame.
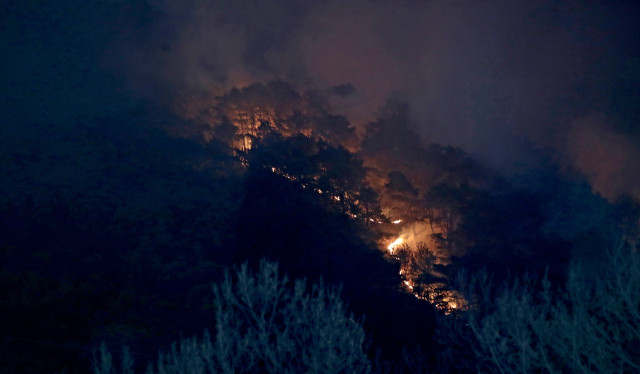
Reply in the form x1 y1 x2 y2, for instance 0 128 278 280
387 237 403 253
221 99 472 317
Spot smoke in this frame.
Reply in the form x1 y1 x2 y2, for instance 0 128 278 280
119 0 318 97
5 0 638 198
565 113 640 199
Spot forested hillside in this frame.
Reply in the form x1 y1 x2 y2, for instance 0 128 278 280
1 82 635 373
3 0 640 371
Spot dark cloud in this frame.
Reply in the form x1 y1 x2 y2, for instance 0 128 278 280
4 0 639 198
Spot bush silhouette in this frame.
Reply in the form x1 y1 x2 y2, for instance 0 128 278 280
93 260 370 374
436 240 640 374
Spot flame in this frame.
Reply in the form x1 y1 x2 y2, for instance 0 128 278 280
393 220 402 224
387 237 403 253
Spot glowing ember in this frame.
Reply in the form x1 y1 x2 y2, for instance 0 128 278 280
404 281 413 290
393 220 402 224
387 237 403 253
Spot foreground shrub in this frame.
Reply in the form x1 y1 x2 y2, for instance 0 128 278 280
93 260 370 374
437 241 640 374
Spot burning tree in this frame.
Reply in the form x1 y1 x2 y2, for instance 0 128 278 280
178 81 358 152
391 242 466 312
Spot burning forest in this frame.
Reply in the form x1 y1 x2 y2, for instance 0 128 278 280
171 81 498 309
2 0 640 373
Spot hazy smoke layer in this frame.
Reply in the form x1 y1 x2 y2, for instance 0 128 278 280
5 0 639 198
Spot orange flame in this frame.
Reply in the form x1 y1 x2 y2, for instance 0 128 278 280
387 237 403 253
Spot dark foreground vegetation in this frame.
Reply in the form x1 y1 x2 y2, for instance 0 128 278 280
93 243 640 374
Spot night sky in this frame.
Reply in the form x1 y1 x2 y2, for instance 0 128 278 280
1 0 640 373
4 0 640 198
7 0 639 195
